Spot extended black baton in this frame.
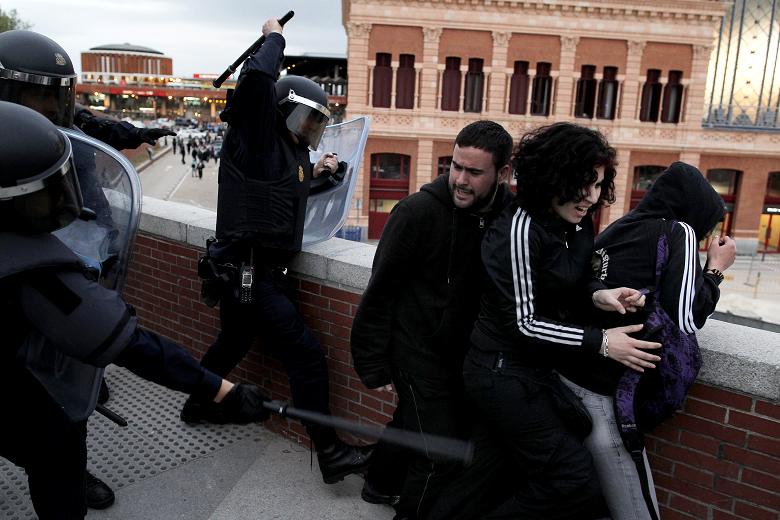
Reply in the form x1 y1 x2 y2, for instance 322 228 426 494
263 400 474 464
95 403 128 427
213 10 295 88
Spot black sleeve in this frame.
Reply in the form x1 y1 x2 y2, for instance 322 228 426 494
505 212 603 354
351 202 418 388
74 108 144 150
659 221 720 333
222 32 285 178
114 328 222 401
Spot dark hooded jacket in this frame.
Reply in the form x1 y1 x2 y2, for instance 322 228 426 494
351 174 511 388
557 161 726 394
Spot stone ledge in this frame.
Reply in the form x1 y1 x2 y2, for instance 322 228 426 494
138 197 780 401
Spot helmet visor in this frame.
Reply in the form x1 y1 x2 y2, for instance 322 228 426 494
1 135 83 233
0 75 75 127
284 103 329 151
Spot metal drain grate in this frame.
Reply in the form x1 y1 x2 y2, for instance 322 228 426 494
0 365 266 519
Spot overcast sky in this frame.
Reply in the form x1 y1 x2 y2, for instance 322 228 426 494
7 0 347 76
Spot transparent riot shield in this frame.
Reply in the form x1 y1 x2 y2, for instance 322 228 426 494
22 129 141 422
304 116 370 246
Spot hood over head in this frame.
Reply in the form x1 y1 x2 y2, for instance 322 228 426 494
629 161 725 241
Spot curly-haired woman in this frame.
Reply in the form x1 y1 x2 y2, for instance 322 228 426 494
429 123 661 520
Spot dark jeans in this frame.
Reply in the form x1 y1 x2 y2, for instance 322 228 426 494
0 366 87 520
199 265 337 449
429 349 607 520
367 369 467 519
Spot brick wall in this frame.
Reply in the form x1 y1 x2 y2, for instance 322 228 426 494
123 233 395 445
125 231 779 517
647 385 780 519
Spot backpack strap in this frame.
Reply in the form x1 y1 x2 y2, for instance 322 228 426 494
632 451 660 520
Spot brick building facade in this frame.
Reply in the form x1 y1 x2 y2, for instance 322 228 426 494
341 0 780 254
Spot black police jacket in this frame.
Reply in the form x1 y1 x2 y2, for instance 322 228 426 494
215 32 312 256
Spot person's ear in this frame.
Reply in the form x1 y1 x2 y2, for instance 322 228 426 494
497 164 511 184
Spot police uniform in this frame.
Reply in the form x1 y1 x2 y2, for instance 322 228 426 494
185 29 369 480
0 102 268 520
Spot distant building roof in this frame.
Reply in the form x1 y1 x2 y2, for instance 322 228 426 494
89 43 164 55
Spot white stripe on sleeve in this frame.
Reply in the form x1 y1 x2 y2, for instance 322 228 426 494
676 222 699 334
510 209 585 346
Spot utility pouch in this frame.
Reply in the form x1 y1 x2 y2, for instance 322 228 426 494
198 237 230 307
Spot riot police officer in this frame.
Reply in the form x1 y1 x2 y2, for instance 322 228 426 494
0 101 272 519
0 29 177 508
181 17 370 483
0 29 175 149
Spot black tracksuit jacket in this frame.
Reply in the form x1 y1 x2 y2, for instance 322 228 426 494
470 201 606 366
351 174 511 388
558 161 726 394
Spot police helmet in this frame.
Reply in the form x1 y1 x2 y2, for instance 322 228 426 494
0 30 77 127
0 101 82 233
275 75 330 151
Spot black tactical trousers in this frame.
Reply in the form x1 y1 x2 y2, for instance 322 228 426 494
0 366 87 520
429 349 608 520
199 265 338 449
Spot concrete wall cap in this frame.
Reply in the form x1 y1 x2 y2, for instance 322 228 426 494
138 198 780 401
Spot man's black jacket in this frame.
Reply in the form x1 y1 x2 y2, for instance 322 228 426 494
351 174 511 388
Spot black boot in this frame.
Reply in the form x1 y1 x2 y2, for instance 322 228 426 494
85 471 115 509
317 441 373 484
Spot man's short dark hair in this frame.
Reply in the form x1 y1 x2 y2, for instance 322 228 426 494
455 120 513 173
513 122 617 216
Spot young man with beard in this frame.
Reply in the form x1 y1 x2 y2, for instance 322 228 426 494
350 120 513 520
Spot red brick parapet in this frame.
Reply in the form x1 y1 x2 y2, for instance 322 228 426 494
127 197 780 519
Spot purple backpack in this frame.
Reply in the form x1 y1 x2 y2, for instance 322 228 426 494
614 221 703 435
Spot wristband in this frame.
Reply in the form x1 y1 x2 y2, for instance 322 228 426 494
706 268 724 285
600 329 609 358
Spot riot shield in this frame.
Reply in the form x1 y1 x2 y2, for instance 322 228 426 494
22 129 141 422
304 116 370 246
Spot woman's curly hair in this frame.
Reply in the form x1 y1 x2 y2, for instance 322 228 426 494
513 122 617 216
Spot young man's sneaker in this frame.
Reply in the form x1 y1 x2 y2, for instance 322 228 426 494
317 442 373 484
85 471 115 509
361 479 400 506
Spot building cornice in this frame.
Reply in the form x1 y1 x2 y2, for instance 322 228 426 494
349 0 727 20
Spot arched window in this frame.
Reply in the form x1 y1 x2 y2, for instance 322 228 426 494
442 57 461 111
372 53 392 108
508 61 529 115
639 69 662 122
396 54 416 109
574 65 597 118
597 66 618 120
661 70 684 124
530 62 552 116
464 58 484 113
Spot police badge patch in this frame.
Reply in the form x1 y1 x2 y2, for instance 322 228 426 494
54 53 67 66
298 165 304 182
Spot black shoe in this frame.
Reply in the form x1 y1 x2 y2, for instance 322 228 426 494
98 378 110 405
317 442 373 484
361 479 400 506
85 471 115 510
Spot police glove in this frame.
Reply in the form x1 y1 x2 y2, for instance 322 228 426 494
216 383 271 424
137 127 176 145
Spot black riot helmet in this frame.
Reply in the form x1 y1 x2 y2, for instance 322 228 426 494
0 101 82 233
0 30 77 127
275 75 330 151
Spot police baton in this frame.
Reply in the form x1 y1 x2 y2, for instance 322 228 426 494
263 400 474 464
212 10 295 88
